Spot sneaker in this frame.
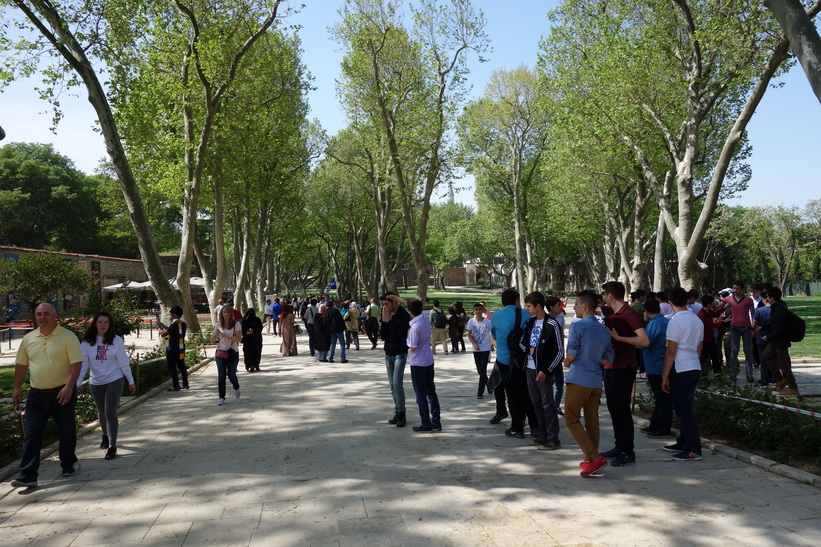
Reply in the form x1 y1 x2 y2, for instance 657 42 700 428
432 421 442 432
412 425 433 432
396 412 406 428
218 398 225 405
477 394 484 399
100 435 109 449
489 412 508 424
662 443 686 453
645 430 673 438
746 375 755 383
777 388 800 396
388 412 399 425
167 387 181 392
532 437 547 445
530 428 541 437
639 426 654 433
775 378 787 392
234 388 241 399
341 360 349 363
580 455 608 477
61 467 75 477
671 451 702 461
319 359 328 363
504 428 525 439
600 447 622 458
104 446 117 460
327 360 334 363
538 440 561 451
183 384 189 390
10 476 38 488
610 452 636 466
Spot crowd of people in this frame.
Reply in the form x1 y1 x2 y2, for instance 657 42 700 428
8 280 802 488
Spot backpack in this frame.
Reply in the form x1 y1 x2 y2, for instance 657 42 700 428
507 307 527 369
787 309 806 343
432 308 447 329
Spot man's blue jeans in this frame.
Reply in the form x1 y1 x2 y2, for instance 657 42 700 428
329 331 346 362
410 364 440 427
19 388 78 479
385 353 407 412
730 326 753 377
669 368 701 455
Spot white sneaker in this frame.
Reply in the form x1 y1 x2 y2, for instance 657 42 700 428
218 398 225 405
234 389 241 399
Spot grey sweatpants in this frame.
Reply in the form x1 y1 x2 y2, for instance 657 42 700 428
89 377 124 446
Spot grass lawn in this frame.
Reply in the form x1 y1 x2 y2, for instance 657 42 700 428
783 296 821 360
0 365 21 399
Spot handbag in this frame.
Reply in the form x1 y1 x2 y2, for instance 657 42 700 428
215 349 230 360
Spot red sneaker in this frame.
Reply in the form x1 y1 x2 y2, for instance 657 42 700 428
580 455 608 477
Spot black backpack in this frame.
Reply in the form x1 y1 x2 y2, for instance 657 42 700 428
507 307 527 369
787 309 806 343
432 308 447 329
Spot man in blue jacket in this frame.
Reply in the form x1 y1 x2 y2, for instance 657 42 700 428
490 289 537 438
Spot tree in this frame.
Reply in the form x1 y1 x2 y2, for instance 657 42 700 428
767 0 821 103
427 202 474 289
457 66 549 293
540 0 821 289
0 252 90 312
334 0 488 300
2 0 181 312
0 143 100 252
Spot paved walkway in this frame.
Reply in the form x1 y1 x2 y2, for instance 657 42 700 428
1 332 821 546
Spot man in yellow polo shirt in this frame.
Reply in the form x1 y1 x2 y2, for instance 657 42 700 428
10 303 83 489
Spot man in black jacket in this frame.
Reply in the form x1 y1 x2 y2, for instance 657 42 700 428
380 292 410 427
519 291 564 450
761 288 800 396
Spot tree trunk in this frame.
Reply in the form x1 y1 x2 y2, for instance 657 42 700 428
767 0 821 104
15 0 180 314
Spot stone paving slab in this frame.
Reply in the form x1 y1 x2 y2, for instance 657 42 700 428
1 333 820 546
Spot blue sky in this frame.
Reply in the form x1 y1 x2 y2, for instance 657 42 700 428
1 0 818 209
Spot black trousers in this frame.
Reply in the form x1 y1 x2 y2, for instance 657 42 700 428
505 364 537 433
166 353 188 389
603 368 636 455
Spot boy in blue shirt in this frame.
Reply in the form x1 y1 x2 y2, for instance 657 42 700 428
639 299 671 437
563 291 615 477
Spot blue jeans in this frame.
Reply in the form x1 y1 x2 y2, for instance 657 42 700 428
410 365 440 427
329 331 346 362
385 353 407 412
19 388 78 479
670 368 701 454
730 326 753 377
215 350 240 399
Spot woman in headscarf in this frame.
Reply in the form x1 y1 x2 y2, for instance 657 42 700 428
241 308 264 371
279 301 299 356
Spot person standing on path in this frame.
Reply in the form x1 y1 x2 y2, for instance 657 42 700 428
429 299 449 355
407 299 442 432
271 297 283 337
365 298 381 349
488 289 535 437
721 281 756 383
519 291 563 451
761 287 800 396
76 311 136 461
661 287 704 461
263 298 274 336
380 292 410 428
562 292 615 477
211 305 242 406
158 306 188 391
279 303 299 357
602 281 649 467
325 301 348 364
11 303 84 488
241 308 264 370
467 302 493 398
638 299 672 437
303 298 319 356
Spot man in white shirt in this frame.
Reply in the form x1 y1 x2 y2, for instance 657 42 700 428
661 287 704 462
